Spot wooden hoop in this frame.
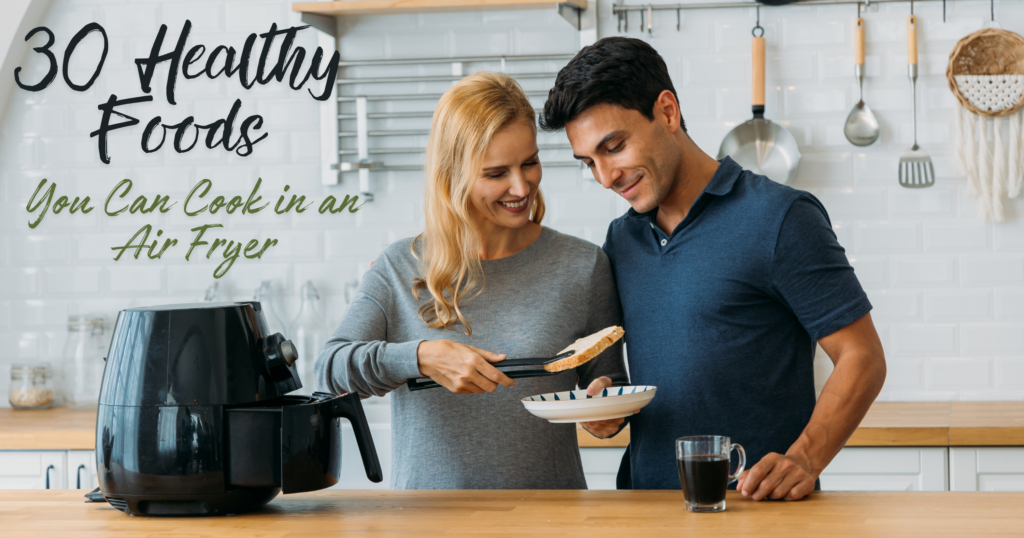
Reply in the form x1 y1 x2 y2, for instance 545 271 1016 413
946 28 1024 118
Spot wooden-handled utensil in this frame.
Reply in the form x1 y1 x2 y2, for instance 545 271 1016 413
844 17 880 146
406 326 624 391
717 24 801 185
899 14 935 188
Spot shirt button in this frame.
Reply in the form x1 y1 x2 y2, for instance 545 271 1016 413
660 239 667 246
650 223 654 229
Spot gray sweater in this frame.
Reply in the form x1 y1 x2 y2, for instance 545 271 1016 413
315 227 628 489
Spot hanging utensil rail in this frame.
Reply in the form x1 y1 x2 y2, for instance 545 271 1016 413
337 54 575 67
337 91 550 102
613 0 946 15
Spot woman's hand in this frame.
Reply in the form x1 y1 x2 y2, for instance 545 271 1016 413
416 340 516 394
580 376 632 438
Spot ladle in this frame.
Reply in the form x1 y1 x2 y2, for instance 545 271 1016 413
844 16 880 147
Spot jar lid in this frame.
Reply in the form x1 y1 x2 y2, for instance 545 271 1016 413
68 314 105 330
11 362 52 375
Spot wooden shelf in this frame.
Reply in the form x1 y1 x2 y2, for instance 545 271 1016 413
293 0 586 17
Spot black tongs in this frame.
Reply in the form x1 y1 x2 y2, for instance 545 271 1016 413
406 350 574 391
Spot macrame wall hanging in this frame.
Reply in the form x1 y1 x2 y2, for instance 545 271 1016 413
948 28 1024 222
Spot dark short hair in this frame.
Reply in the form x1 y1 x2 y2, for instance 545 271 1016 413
540 37 684 132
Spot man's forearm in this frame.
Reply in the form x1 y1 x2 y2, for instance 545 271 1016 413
787 350 886 475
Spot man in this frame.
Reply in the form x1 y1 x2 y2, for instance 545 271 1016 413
548 37 886 501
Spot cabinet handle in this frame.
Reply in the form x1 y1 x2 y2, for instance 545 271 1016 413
45 465 54 489
76 464 86 489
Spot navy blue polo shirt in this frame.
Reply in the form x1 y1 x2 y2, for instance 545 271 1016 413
604 157 872 490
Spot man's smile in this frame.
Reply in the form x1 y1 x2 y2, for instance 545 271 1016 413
617 172 644 198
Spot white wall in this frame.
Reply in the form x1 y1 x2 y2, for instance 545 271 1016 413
0 0 1022 405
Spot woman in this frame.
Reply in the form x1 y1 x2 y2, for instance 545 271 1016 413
315 72 627 489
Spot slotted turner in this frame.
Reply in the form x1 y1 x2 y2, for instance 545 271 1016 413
899 14 935 189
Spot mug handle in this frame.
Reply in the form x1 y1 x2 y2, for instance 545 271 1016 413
728 443 746 485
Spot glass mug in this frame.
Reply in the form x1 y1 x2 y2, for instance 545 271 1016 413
676 435 746 513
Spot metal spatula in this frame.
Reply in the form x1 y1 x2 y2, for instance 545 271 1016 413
899 14 934 189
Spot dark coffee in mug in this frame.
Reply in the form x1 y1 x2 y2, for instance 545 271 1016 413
675 435 745 512
677 455 729 505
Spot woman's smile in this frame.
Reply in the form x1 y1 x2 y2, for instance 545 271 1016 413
498 195 529 213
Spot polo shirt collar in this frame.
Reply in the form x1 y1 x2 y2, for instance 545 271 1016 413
625 156 743 222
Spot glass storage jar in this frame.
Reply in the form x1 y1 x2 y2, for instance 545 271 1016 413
61 315 107 409
290 281 327 395
9 363 55 410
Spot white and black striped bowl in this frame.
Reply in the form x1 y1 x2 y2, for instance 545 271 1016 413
521 385 657 423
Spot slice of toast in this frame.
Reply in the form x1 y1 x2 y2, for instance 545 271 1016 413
543 326 625 373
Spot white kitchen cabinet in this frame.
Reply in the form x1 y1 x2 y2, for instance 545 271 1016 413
950 448 1024 492
820 447 948 491
0 451 66 489
580 447 626 490
66 450 98 490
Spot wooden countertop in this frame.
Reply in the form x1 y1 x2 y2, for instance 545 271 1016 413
579 401 1024 448
3 489 1024 537
5 402 1024 450
0 408 95 450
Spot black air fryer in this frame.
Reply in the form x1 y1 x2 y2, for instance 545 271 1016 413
95 302 381 516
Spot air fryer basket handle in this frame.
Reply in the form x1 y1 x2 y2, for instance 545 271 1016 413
329 392 383 483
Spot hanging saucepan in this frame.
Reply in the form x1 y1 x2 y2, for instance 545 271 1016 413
717 23 801 185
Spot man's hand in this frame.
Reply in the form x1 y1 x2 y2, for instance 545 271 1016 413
579 376 631 438
737 451 816 501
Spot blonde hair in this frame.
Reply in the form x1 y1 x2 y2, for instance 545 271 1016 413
412 72 545 334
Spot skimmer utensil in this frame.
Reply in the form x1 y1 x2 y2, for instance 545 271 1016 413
899 14 935 188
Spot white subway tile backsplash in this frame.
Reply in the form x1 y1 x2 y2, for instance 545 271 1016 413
9 236 67 264
855 222 920 253
925 289 992 321
995 289 1024 320
993 223 1024 252
105 266 165 293
325 230 390 263
961 324 1024 355
928 358 992 389
886 390 959 402
961 255 1024 286
923 223 990 252
41 267 102 295
0 268 40 295
11 300 69 329
882 358 924 390
225 263 293 294
820 54 881 80
848 256 890 287
891 324 957 356
792 153 854 187
774 52 814 81
683 56 746 86
958 391 1024 401
782 19 845 46
893 255 957 287
1 0 1023 405
784 88 847 116
161 2 224 33
866 289 923 321
889 188 957 218
810 188 885 219
996 358 1024 389
854 152 901 185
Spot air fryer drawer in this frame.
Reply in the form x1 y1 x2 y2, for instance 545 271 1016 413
225 408 282 488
